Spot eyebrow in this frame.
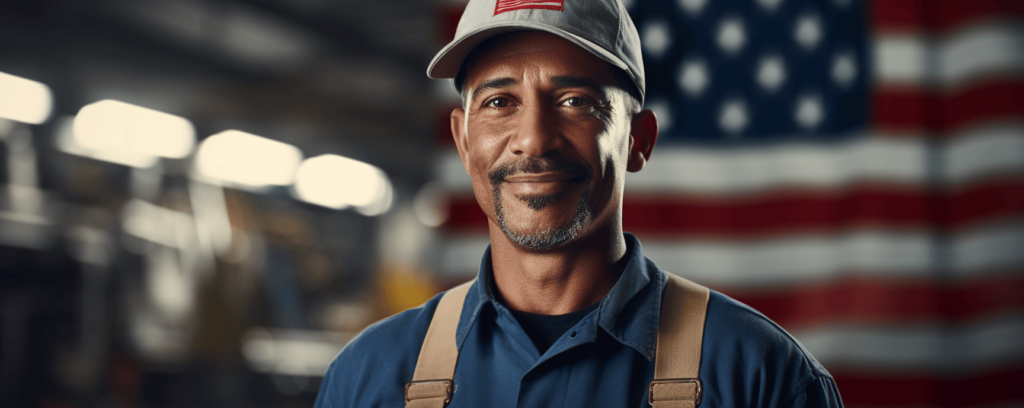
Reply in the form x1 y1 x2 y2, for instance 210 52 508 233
470 77 517 102
551 76 608 100
467 76 609 103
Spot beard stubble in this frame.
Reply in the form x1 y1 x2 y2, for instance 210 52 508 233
487 157 593 250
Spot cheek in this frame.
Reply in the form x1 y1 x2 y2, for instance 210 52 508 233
471 119 510 150
598 112 633 170
463 121 509 206
578 119 631 205
466 121 511 174
568 121 629 178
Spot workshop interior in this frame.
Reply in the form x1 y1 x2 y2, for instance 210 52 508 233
1 0 1022 407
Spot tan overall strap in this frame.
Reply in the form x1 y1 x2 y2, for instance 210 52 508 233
650 274 710 408
405 280 474 408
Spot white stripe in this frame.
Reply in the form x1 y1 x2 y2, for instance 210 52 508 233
793 314 1024 373
945 125 1024 183
437 223 1024 286
629 134 923 193
875 24 1024 86
438 126 1024 194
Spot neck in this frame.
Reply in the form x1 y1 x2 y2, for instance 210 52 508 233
488 222 628 315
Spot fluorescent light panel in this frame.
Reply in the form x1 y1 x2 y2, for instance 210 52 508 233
54 116 159 168
195 130 302 187
0 71 54 124
293 154 392 215
73 100 195 159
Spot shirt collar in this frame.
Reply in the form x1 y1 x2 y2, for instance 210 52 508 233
455 233 665 361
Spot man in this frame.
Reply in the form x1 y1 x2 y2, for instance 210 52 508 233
315 0 843 406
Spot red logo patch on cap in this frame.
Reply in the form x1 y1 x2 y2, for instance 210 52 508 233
494 0 564 15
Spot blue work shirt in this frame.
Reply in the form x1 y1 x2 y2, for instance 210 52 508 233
315 234 843 407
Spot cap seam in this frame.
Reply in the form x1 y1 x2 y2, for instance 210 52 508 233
615 2 624 66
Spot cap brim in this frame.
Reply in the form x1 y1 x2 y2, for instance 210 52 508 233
427 21 631 87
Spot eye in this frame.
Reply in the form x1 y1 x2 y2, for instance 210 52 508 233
561 97 590 107
486 98 509 108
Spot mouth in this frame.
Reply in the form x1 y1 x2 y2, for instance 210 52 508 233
501 171 585 198
488 157 593 204
503 172 582 183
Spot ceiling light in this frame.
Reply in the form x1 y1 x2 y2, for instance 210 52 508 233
293 154 392 215
195 130 302 187
0 71 53 124
73 100 195 159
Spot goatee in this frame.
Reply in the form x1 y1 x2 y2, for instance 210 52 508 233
488 157 593 250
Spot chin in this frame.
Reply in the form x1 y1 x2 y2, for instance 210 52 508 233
501 222 585 250
494 189 592 251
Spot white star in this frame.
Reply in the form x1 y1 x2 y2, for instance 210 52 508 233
719 99 749 135
677 0 708 16
755 0 784 13
794 14 823 51
647 98 674 132
717 17 746 56
678 58 709 97
642 20 672 60
756 54 786 93
795 94 825 130
831 51 857 88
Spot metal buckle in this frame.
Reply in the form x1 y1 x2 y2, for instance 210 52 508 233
405 380 454 404
649 378 702 406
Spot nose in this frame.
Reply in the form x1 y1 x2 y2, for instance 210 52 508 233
507 101 565 157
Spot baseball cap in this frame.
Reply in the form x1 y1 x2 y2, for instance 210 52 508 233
427 0 645 104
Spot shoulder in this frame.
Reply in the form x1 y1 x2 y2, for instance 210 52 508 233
314 292 444 408
700 290 841 407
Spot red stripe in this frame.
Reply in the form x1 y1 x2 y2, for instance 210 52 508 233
873 80 1024 134
832 367 1024 407
723 275 1024 329
443 178 1024 237
871 0 1024 33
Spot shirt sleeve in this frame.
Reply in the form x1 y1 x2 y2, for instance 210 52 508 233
312 359 339 408
311 293 444 408
786 372 844 408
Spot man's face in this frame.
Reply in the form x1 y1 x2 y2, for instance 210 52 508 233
451 31 653 251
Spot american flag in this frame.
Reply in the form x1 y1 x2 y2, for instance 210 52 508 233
494 0 564 15
431 0 1024 406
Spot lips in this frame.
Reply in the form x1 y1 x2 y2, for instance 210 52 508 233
501 172 584 198
488 157 593 188
503 172 581 183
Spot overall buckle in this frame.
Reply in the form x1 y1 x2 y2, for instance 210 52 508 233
649 378 702 406
405 379 454 404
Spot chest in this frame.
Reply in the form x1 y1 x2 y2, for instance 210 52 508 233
444 314 657 408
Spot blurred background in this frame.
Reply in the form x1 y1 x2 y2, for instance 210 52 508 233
0 0 1021 407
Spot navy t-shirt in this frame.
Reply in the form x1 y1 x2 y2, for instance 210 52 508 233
314 234 843 407
512 302 601 354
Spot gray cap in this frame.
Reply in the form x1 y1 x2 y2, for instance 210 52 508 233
427 0 645 104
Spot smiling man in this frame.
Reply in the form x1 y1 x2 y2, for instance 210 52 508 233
314 1 843 407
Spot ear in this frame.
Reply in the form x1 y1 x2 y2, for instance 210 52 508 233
626 108 659 173
450 107 471 173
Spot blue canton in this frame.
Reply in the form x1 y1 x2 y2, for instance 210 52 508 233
628 0 869 144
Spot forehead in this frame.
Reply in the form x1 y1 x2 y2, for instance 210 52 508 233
461 31 618 90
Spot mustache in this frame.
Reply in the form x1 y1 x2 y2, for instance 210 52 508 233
487 157 593 186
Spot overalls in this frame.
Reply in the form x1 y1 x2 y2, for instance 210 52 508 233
404 274 710 408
